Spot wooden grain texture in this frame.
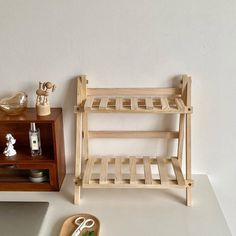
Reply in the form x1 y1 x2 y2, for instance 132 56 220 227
181 75 192 206
84 97 94 109
87 87 181 96
157 158 168 184
175 98 185 111
75 75 87 204
99 97 109 109
129 157 137 184
143 157 152 184
186 76 192 206
88 131 179 139
160 97 170 110
83 158 94 185
115 157 122 184
0 108 65 191
145 97 154 110
131 97 138 110
177 114 185 166
171 157 185 186
99 157 108 184
115 97 123 110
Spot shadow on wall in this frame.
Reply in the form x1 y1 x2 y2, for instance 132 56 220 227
60 76 78 174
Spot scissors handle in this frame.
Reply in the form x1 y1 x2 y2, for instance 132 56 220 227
71 218 95 236
80 219 95 230
74 217 85 226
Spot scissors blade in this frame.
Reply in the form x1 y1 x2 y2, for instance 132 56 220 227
71 226 82 236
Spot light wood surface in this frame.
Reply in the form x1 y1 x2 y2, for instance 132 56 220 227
74 76 87 204
88 131 179 139
87 87 181 96
83 96 192 114
143 157 152 184
74 75 193 206
157 158 168 184
80 156 191 189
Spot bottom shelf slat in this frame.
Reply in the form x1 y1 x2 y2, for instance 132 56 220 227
83 159 95 184
100 157 108 184
82 156 190 188
143 157 152 184
129 157 137 184
157 158 168 184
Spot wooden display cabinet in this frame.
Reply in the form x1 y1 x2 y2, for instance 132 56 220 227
0 108 65 191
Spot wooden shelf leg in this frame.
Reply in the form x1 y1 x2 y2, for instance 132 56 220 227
74 185 81 204
186 110 192 206
186 113 192 206
181 75 192 207
186 186 192 207
74 75 87 205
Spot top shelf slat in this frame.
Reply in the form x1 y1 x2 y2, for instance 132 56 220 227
81 96 192 114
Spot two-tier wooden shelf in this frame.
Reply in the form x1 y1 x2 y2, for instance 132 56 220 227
74 75 193 206
0 108 65 191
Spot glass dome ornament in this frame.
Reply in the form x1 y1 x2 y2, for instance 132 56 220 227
0 91 28 115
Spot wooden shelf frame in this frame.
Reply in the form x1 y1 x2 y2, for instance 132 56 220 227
74 75 193 206
0 108 66 191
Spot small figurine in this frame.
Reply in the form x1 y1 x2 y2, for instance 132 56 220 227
36 81 56 116
3 133 16 157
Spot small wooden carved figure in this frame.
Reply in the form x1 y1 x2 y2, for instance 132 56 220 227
36 81 56 116
3 133 16 157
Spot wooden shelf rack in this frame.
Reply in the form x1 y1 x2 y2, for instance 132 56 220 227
74 75 193 206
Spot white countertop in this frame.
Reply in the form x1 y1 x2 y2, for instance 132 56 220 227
0 174 231 236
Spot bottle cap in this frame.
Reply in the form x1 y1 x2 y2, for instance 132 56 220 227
30 122 37 131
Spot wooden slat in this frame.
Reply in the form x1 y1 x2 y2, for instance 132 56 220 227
88 131 179 139
84 97 94 109
143 157 152 184
115 97 123 110
83 158 95 184
145 97 154 110
87 88 181 96
75 75 87 204
171 157 185 186
186 76 192 206
177 114 185 166
99 97 109 109
131 97 138 110
160 98 170 110
175 98 185 111
89 155 177 165
100 157 109 184
157 158 168 184
83 180 187 189
115 158 122 183
129 157 137 184
82 112 89 160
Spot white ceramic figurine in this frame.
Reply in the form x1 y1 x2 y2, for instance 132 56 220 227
3 133 17 157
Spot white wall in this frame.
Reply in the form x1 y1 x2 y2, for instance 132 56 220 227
0 0 235 234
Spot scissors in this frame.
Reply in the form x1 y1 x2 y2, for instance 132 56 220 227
71 216 95 236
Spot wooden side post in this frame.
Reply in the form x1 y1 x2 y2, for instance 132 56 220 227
181 75 192 206
74 75 87 204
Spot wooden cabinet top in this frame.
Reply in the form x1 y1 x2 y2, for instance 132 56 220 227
0 108 62 123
